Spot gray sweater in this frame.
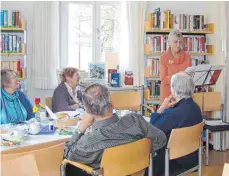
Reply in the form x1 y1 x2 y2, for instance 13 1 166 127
52 82 81 113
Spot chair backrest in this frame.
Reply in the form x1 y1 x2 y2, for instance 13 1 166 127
2 142 65 176
167 121 204 160
45 97 53 110
222 163 229 176
100 138 151 176
1 154 40 176
110 90 142 111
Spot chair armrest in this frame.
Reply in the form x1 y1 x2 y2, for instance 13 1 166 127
62 159 94 174
141 104 155 112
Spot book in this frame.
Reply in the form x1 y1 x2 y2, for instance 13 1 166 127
124 71 134 85
108 69 117 83
110 72 121 87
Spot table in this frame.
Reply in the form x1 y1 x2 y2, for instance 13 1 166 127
204 120 229 166
1 134 71 153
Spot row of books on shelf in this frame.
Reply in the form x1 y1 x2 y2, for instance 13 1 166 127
145 81 161 100
145 58 208 77
147 8 205 31
0 10 21 28
146 34 207 53
1 60 26 79
1 34 22 53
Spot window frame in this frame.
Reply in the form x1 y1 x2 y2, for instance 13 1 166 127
60 1 120 70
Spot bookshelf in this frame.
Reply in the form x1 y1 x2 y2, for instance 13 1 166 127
0 10 27 94
143 10 215 117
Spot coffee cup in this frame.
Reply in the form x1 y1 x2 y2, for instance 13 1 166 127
29 122 41 135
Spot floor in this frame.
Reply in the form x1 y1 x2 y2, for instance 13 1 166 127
189 149 229 176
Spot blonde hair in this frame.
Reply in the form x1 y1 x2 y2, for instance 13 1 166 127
60 67 79 82
168 29 184 48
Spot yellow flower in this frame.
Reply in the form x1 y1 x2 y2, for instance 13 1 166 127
33 106 39 113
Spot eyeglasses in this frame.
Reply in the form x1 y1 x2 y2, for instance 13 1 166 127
172 40 183 45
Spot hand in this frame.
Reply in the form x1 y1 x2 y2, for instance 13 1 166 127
79 112 94 133
157 95 177 114
70 104 80 110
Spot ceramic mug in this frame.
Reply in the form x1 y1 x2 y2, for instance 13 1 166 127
29 122 41 135
13 129 25 138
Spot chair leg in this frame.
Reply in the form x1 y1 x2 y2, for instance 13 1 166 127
165 149 169 176
60 164 66 176
198 140 202 176
148 153 153 176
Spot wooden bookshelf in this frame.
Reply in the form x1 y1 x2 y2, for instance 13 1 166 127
145 23 215 34
0 18 26 32
145 76 160 79
144 44 214 56
146 97 160 101
1 52 25 56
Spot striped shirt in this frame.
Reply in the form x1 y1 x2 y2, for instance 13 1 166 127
64 113 167 168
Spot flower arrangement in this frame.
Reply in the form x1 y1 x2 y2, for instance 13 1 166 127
33 98 45 113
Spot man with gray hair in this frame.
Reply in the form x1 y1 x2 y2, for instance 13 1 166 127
64 83 167 176
149 72 202 176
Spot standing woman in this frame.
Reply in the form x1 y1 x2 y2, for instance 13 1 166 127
160 29 192 104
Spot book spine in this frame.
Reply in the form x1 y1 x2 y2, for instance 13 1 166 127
0 10 3 27
16 37 21 52
4 34 8 52
1 34 4 52
8 10 12 26
12 10 16 26
12 35 17 52
15 11 19 27
3 10 8 27
8 35 13 52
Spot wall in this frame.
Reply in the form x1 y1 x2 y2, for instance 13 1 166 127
1 1 54 103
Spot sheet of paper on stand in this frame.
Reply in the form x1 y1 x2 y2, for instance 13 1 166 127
204 120 229 126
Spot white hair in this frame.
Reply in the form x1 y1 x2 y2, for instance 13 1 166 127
168 29 184 48
171 72 195 99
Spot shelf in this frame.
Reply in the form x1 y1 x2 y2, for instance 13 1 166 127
1 52 26 56
145 52 213 57
145 76 160 80
145 98 160 101
145 29 213 35
0 27 25 32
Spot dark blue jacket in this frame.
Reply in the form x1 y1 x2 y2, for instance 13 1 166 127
150 98 202 175
18 91 35 121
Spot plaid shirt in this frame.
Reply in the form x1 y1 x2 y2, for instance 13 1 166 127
64 113 167 168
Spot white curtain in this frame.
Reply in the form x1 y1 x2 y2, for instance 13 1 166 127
226 1 229 150
31 2 60 89
119 1 148 86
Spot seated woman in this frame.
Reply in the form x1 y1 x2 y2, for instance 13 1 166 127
52 67 83 113
1 69 34 124
149 72 202 176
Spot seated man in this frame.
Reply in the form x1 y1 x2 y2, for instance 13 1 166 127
149 72 202 176
64 83 167 176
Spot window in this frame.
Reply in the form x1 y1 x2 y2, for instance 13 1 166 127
60 2 121 71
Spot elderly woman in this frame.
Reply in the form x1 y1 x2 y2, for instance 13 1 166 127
160 29 192 104
149 72 202 176
1 69 34 124
52 67 83 113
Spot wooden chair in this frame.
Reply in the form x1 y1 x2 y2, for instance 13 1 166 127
61 138 151 176
45 97 53 110
1 154 40 176
110 87 155 115
222 163 229 176
2 142 65 176
165 121 205 176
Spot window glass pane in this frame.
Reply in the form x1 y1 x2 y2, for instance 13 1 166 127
100 4 120 62
68 4 93 71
